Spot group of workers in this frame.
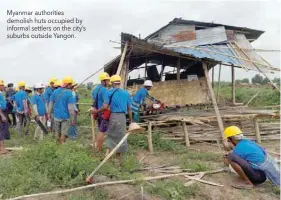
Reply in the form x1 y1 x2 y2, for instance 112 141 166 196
0 73 280 189
0 77 80 153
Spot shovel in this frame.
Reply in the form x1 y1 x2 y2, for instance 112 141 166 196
86 123 145 184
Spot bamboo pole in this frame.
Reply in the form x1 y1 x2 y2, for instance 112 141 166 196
9 169 225 200
148 122 153 153
245 92 260 107
144 58 147 78
232 41 280 93
231 65 235 105
254 118 261 143
90 116 96 151
202 62 226 147
116 41 129 75
216 63 221 101
182 122 190 147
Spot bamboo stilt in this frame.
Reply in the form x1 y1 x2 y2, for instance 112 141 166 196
148 122 153 153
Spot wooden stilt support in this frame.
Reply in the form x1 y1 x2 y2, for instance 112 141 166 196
148 122 153 153
254 118 261 143
177 58 181 80
202 62 226 146
216 63 221 101
182 122 190 147
212 66 215 88
231 65 235 105
91 116 96 151
144 58 148 79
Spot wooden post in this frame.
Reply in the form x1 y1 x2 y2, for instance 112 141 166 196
116 42 128 75
148 122 153 153
177 58 180 80
90 116 96 151
144 58 147 79
202 62 225 144
182 122 190 147
231 65 235 105
212 66 215 88
120 58 130 89
216 63 221 101
254 118 261 143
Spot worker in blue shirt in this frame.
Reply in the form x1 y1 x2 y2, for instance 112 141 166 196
5 83 16 128
44 77 57 106
104 75 132 165
68 81 80 139
48 76 75 144
91 72 110 152
0 80 10 154
32 83 47 140
223 126 280 189
131 80 159 122
13 81 28 136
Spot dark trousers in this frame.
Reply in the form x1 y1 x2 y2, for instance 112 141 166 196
228 153 267 184
6 112 16 127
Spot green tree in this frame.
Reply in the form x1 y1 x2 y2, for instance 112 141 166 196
252 74 263 84
241 78 249 83
261 78 270 85
273 77 280 86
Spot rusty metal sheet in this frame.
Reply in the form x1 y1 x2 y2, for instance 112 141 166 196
148 24 196 44
165 26 228 47
226 30 235 41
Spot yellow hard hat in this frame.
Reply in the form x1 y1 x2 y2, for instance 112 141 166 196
49 77 57 84
224 126 242 139
62 76 74 84
18 81 26 87
99 72 110 81
0 80 4 86
54 80 61 87
110 75 121 83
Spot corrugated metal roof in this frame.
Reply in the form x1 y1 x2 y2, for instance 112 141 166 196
167 44 245 67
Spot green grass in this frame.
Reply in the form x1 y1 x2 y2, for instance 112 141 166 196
144 180 200 200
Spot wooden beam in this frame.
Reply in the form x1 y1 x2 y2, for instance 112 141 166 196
148 122 153 153
202 62 226 145
90 116 96 151
216 63 221 101
231 65 235 104
182 122 190 147
120 58 130 89
116 41 129 75
144 58 148 79
212 66 215 88
177 58 180 80
254 118 261 143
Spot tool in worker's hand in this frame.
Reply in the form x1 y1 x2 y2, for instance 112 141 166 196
86 123 145 184
34 116 49 135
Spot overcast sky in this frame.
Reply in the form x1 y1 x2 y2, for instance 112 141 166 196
0 0 280 86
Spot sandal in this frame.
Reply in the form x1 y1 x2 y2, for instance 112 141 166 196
231 183 253 190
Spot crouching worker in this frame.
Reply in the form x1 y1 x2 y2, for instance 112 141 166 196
48 76 75 144
131 80 159 122
105 75 132 165
223 126 280 189
32 83 47 140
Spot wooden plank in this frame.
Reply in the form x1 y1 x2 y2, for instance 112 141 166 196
254 118 261 144
182 122 190 147
120 58 130 89
231 65 235 104
148 122 153 153
216 63 221 101
177 58 180 80
116 41 129 75
202 62 226 145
